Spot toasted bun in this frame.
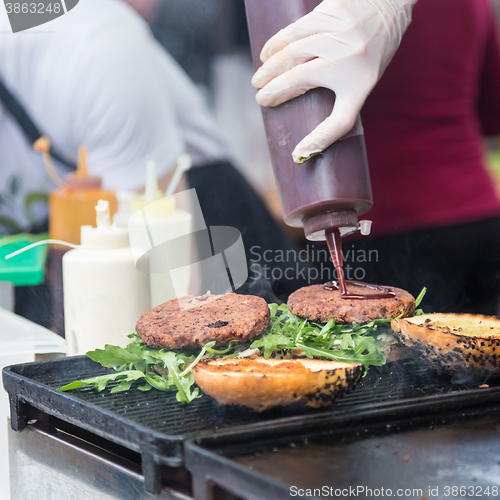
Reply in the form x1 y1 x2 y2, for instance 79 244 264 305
192 358 363 412
391 313 500 375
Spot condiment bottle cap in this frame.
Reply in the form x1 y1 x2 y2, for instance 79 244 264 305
64 146 102 190
80 200 129 249
359 220 372 236
129 160 168 214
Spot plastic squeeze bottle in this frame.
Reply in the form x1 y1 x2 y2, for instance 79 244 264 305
48 145 117 245
245 0 373 241
127 158 193 308
63 200 151 356
34 139 118 334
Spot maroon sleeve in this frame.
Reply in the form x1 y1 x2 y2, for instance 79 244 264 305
477 13 500 136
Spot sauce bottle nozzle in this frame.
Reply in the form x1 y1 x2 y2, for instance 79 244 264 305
145 160 159 200
77 146 89 177
166 154 192 197
80 199 128 249
64 145 102 189
359 220 372 236
95 199 111 228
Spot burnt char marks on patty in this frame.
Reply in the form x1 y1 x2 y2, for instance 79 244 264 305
207 320 229 328
287 284 415 324
136 293 270 349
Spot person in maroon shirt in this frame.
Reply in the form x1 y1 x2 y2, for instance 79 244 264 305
351 0 500 314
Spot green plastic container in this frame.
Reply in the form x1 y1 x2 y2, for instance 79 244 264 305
0 233 49 286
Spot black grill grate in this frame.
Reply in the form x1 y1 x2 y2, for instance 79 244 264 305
4 355 500 494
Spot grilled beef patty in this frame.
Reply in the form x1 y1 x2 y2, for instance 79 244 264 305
136 292 270 349
287 284 415 324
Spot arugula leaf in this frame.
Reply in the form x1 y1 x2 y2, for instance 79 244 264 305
296 152 324 166
86 345 144 368
414 287 427 309
159 351 189 402
59 370 145 393
413 287 427 316
179 341 215 377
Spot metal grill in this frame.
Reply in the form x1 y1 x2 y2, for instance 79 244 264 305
4 355 500 494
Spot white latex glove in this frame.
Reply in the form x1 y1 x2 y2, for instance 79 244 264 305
252 0 417 164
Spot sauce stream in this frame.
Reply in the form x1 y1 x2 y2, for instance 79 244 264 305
324 229 395 300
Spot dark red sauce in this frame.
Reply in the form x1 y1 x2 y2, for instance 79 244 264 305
324 229 395 300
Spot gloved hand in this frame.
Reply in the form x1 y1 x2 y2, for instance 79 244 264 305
252 0 417 164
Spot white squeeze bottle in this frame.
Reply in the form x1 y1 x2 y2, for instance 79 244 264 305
128 157 193 308
63 200 151 356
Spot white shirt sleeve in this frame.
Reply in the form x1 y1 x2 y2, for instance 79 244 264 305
69 16 185 191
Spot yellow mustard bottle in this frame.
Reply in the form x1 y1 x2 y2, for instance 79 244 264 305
48 146 117 245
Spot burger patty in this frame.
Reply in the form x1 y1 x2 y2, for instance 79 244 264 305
287 284 415 324
136 292 270 349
